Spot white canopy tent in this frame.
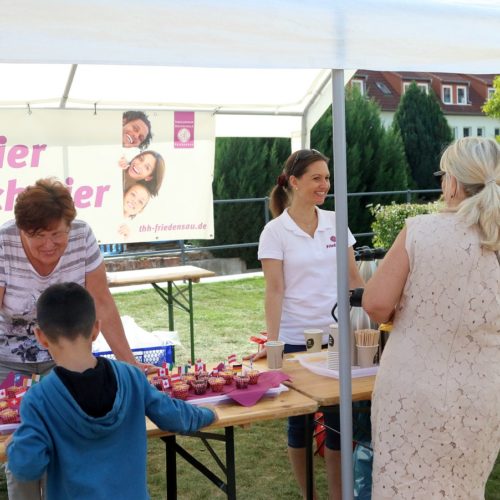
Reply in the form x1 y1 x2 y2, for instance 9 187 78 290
2 1 500 498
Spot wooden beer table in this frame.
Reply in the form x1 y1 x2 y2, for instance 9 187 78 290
280 354 375 405
147 387 318 499
254 354 376 499
0 387 318 499
106 265 215 362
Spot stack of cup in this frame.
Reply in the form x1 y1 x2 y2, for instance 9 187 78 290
327 324 339 370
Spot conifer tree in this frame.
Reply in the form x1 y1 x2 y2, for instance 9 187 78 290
311 87 410 236
393 82 453 190
210 137 287 267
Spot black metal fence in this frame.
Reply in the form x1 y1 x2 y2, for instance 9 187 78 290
100 188 441 262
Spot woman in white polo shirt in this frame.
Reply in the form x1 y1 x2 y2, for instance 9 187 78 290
256 149 364 500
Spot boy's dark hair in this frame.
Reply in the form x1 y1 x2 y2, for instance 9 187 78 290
36 283 96 341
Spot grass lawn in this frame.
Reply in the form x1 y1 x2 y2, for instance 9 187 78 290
0 275 499 499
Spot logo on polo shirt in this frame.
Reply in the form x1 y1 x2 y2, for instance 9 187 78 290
326 235 336 248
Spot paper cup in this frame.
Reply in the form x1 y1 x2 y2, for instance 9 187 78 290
303 329 323 353
356 345 379 368
328 324 339 353
265 340 285 369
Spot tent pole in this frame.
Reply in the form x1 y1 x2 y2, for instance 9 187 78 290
331 69 354 500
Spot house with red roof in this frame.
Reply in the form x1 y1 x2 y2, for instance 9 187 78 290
350 70 500 139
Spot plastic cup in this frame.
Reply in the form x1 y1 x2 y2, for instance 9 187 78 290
356 345 379 368
265 340 285 369
303 329 323 353
328 324 339 353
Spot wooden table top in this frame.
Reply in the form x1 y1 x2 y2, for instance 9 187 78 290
146 386 318 437
106 265 215 287
0 385 317 460
253 354 375 407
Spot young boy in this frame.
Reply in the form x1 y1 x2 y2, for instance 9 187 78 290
6 282 217 499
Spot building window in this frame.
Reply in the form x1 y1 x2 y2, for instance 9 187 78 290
442 85 452 104
403 81 429 94
457 86 468 105
495 128 500 137
463 127 471 137
488 87 495 100
351 79 364 95
452 127 458 139
477 127 484 136
375 81 392 95
417 83 429 94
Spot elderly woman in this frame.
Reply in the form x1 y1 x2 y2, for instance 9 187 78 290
363 136 500 499
0 177 143 499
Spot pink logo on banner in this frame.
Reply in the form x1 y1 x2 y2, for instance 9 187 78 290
174 111 195 148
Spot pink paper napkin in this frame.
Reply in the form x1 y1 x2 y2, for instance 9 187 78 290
226 371 291 407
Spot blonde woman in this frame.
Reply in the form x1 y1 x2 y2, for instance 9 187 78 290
363 136 500 499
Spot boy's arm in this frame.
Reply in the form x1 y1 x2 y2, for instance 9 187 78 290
143 378 216 433
7 394 51 481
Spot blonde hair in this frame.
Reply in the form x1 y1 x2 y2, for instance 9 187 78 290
440 136 500 252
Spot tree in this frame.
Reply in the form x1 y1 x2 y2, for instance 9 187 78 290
393 82 453 191
482 75 500 136
311 87 410 238
208 137 289 267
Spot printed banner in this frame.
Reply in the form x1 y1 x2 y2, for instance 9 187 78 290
0 110 215 244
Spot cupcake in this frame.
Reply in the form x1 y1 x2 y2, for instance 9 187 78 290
6 386 24 399
192 379 208 395
208 377 225 393
246 370 260 385
235 375 250 389
152 378 164 391
171 383 190 400
0 408 19 424
220 370 234 385
181 374 196 388
196 371 209 381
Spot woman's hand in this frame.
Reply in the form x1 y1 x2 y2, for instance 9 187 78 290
135 361 158 375
243 347 267 361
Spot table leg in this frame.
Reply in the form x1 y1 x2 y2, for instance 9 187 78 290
167 281 175 332
164 435 177 500
188 279 195 363
225 427 236 500
305 413 314 500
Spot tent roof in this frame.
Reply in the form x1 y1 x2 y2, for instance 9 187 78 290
4 0 500 71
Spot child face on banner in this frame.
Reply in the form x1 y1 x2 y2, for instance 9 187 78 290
128 153 157 182
122 119 150 148
123 184 151 218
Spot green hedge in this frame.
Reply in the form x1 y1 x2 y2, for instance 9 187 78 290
370 201 442 249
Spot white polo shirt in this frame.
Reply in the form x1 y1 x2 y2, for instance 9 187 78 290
258 207 355 345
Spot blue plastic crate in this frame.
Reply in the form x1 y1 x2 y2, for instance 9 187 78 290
94 345 175 366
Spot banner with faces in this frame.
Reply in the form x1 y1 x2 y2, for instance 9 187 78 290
0 110 215 243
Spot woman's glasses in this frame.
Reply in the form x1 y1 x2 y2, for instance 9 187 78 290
433 170 446 185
